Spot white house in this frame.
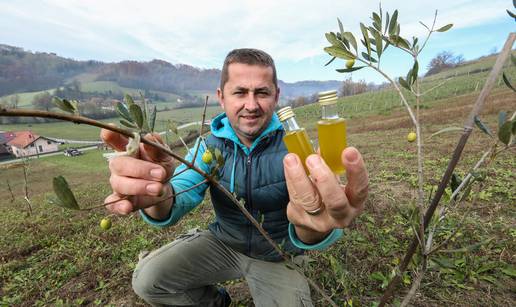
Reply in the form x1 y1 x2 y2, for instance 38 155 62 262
6 131 60 158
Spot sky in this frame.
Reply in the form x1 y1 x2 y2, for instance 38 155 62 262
1 0 514 84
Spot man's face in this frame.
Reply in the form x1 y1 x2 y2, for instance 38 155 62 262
217 63 279 147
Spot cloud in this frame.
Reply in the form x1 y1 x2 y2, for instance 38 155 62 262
0 0 508 73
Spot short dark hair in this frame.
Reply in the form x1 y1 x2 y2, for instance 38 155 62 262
219 48 278 92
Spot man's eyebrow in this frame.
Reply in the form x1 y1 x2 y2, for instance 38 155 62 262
234 87 249 92
254 87 271 92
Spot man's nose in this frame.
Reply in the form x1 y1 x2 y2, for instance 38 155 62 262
244 94 259 111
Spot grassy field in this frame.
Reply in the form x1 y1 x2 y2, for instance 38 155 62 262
0 80 514 306
1 53 515 305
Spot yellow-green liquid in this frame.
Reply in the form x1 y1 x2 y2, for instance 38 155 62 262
318 118 347 174
283 129 315 173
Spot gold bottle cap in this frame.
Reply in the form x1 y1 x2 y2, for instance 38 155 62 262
318 90 338 106
277 106 295 122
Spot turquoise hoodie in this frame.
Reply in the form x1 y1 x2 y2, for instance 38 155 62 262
140 112 342 251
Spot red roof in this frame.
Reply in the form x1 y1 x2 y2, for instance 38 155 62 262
6 131 41 149
0 131 16 144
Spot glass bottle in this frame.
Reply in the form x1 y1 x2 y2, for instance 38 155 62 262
317 90 347 174
277 106 315 173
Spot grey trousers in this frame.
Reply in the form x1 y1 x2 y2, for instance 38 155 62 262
132 229 313 307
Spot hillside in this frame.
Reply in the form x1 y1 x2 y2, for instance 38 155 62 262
0 44 341 103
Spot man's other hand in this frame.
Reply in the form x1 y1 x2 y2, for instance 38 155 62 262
283 147 368 244
101 129 175 215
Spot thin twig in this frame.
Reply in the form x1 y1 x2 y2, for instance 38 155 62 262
400 257 427 307
417 10 438 56
414 54 426 256
357 58 418 127
190 96 210 164
22 160 32 215
419 79 449 96
171 97 210 179
6 179 15 202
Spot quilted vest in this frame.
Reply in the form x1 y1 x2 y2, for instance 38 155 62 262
205 129 304 261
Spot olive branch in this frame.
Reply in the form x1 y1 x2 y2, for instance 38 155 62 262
322 4 515 305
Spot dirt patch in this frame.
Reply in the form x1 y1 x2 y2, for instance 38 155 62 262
347 90 515 133
0 243 42 263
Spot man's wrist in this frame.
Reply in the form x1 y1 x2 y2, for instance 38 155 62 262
288 224 343 250
142 183 174 221
293 224 332 245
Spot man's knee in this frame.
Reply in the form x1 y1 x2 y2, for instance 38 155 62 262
132 257 163 300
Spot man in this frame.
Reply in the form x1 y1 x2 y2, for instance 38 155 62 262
101 48 368 307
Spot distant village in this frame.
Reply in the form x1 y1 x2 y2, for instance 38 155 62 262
0 130 61 160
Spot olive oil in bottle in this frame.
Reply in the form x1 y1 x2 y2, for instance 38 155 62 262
277 106 314 173
317 90 347 174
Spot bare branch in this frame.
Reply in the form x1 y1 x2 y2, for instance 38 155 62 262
6 180 15 203
417 10 438 55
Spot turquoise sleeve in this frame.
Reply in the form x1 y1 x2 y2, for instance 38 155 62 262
288 223 343 250
139 138 211 227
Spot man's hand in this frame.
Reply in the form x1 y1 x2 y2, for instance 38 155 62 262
283 147 368 244
101 129 176 217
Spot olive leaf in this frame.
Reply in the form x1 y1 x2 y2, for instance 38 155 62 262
474 116 494 137
502 72 516 92
168 120 178 134
391 35 410 49
129 104 144 129
149 105 157 132
324 56 337 66
419 21 429 31
360 23 372 56
337 18 344 35
120 119 137 129
214 148 224 168
459 183 473 202
325 32 345 49
362 52 377 63
399 77 411 91
342 32 358 52
116 102 133 122
372 12 382 31
411 61 419 84
498 111 507 129
52 97 76 114
436 24 453 32
336 66 365 73
140 93 151 133
388 9 398 35
371 28 383 58
406 68 414 85
498 121 513 145
324 46 355 60
124 94 135 107
430 126 463 138
450 173 462 200
385 12 390 33
52 176 80 210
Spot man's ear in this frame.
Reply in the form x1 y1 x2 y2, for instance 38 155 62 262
275 86 281 104
217 88 225 109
